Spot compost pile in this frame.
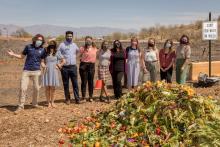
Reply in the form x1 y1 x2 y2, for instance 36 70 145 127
59 81 220 147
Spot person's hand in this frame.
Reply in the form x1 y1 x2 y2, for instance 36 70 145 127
160 68 165 72
143 68 148 74
7 49 14 56
163 68 168 72
42 66 47 74
56 63 62 70
181 66 184 72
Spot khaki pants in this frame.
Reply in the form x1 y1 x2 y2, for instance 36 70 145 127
18 70 41 108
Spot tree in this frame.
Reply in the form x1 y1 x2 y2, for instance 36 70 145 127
0 29 2 36
139 28 148 39
112 32 122 40
11 28 32 38
55 35 65 43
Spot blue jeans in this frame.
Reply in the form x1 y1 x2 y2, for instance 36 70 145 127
61 65 80 101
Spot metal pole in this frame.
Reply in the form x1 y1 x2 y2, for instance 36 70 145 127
209 12 212 77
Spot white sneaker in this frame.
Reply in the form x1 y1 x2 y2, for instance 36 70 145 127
14 106 24 115
32 105 43 109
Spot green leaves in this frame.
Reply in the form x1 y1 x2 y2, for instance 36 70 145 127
62 81 220 146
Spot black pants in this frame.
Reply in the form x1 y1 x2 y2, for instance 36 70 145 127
160 67 173 83
61 65 80 101
79 62 95 98
111 71 124 99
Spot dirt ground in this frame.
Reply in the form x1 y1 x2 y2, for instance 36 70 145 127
0 60 119 147
0 39 220 147
0 60 219 147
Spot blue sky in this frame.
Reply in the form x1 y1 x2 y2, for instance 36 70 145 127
0 0 220 29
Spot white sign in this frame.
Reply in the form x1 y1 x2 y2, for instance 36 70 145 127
203 21 218 40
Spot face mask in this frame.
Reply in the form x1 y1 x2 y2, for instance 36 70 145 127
35 40 43 48
181 40 188 44
66 38 72 43
49 45 56 49
148 43 154 47
165 43 171 48
115 43 120 48
85 41 93 46
102 45 108 50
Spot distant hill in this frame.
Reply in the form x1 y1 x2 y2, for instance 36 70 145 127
0 24 138 37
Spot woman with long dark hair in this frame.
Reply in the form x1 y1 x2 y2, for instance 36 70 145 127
159 39 176 83
109 40 126 99
79 36 98 102
42 40 65 108
176 35 191 84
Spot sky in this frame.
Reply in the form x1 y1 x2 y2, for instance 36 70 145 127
0 0 220 30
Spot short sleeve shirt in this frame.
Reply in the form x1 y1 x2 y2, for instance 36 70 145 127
176 45 191 59
22 44 46 71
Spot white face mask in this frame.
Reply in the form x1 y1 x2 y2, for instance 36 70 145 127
165 43 171 48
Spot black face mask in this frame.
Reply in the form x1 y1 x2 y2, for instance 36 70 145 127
49 45 56 49
148 43 154 47
180 40 188 44
85 41 93 46
102 45 108 50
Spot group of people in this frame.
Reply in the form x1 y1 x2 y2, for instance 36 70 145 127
7 31 191 113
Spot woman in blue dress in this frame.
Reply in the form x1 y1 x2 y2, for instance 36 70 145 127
42 40 65 108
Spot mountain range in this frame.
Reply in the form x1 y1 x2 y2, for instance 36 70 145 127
0 24 138 37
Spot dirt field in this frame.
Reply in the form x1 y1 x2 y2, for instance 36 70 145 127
0 39 220 147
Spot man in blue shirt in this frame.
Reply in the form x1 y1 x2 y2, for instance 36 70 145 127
57 31 80 104
7 34 46 114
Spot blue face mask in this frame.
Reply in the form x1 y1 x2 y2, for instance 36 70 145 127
66 38 72 43
35 40 43 48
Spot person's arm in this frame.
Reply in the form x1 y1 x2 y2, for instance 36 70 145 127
7 49 25 59
181 46 191 71
56 50 66 69
164 58 175 71
41 59 47 74
159 50 165 72
141 50 148 73
57 58 66 69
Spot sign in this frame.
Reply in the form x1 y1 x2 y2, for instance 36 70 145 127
203 21 218 40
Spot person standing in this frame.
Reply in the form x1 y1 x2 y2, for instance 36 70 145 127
98 41 111 103
176 35 191 84
57 31 80 104
109 40 126 99
126 37 141 90
7 34 46 113
159 39 176 83
42 40 65 108
79 36 98 102
142 38 159 83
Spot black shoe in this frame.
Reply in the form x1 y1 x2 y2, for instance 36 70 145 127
75 100 81 104
99 96 105 102
106 96 111 103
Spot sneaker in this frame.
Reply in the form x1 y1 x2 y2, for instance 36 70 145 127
87 98 93 102
14 106 24 115
32 105 43 109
